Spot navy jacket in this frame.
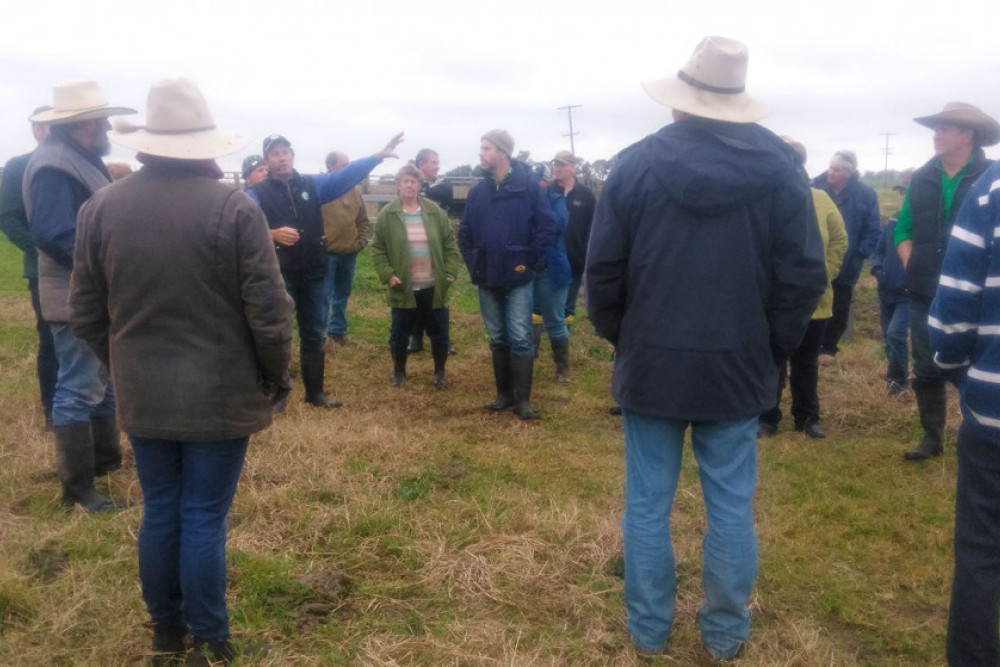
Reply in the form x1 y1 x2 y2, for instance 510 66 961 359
540 187 572 288
871 218 908 304
458 161 557 288
811 172 881 287
586 118 827 421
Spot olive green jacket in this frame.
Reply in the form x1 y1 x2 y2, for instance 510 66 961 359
371 197 461 309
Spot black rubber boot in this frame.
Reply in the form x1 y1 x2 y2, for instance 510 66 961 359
188 638 269 666
91 414 122 476
407 334 425 354
54 422 115 512
431 342 448 389
150 622 188 666
301 349 343 408
904 380 946 461
391 346 407 388
531 323 543 359
511 355 541 422
483 349 514 411
551 338 571 385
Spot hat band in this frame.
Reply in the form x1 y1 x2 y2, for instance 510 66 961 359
142 124 218 135
677 70 744 95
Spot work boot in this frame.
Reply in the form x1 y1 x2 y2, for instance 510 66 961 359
904 380 946 461
54 422 116 512
510 355 541 422
91 414 122 476
483 349 514 411
551 338 571 385
431 342 449 389
150 621 188 666
300 349 343 408
390 346 407 388
531 322 543 359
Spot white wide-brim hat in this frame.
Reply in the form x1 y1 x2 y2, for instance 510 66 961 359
30 80 136 125
641 36 770 124
110 78 247 160
914 102 1000 148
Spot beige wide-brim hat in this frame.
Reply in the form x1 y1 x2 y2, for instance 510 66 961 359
110 78 247 159
914 102 1000 147
29 80 136 125
641 36 770 124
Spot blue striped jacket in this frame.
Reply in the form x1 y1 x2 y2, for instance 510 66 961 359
930 161 1000 433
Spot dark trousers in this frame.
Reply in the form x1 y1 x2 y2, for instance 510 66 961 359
820 282 853 356
391 288 449 350
761 318 827 428
909 297 942 382
29 277 57 418
283 272 327 352
947 423 1000 666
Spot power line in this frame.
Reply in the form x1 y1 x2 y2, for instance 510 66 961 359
557 105 582 155
879 132 895 191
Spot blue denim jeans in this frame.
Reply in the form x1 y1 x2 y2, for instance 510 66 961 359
622 411 758 658
478 282 535 358
947 423 1000 666
324 252 357 338
131 436 249 642
565 271 583 319
533 271 569 342
283 272 327 352
48 322 115 427
29 278 57 418
878 296 909 386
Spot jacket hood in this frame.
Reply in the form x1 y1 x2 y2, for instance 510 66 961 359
639 117 802 215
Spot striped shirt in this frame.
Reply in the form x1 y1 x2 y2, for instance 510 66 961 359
929 160 1000 431
404 208 434 289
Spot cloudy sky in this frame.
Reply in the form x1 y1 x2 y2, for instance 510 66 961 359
1 1 997 180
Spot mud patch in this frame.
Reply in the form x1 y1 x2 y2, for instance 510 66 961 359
290 569 354 629
21 546 69 582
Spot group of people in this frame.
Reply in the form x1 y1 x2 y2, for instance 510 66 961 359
3 34 1000 664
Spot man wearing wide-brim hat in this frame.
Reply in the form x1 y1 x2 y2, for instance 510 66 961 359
894 102 999 463
22 80 136 513
586 36 826 660
69 78 293 665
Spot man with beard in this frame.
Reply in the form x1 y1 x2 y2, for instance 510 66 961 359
23 80 136 512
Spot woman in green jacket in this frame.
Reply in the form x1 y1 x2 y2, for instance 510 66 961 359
371 164 461 388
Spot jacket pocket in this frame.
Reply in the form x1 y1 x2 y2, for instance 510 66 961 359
502 243 534 283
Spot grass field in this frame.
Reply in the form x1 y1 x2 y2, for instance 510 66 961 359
0 199 962 666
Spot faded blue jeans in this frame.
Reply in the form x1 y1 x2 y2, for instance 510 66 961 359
49 322 115 427
879 295 909 387
131 436 249 642
478 282 535 359
533 271 570 342
622 411 758 659
324 251 358 338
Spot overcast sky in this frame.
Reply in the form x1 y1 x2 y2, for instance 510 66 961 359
2 1 997 180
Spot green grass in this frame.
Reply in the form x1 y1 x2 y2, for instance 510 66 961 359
0 224 960 665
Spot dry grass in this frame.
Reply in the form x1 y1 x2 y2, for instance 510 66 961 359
0 246 957 665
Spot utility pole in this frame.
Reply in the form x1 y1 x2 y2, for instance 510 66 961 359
557 104 582 155
879 132 895 191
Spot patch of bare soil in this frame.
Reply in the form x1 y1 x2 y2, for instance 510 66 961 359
290 569 354 630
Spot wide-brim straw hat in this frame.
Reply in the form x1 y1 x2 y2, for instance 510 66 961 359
30 80 136 125
914 102 1000 147
110 78 247 160
641 36 770 124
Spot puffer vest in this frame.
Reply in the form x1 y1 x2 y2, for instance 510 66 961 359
252 172 328 281
907 151 991 301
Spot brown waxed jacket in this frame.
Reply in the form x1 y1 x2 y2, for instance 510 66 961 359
322 186 372 253
70 161 293 441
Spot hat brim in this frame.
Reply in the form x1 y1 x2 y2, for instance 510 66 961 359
30 106 137 125
641 76 770 124
913 112 1000 147
111 128 249 160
